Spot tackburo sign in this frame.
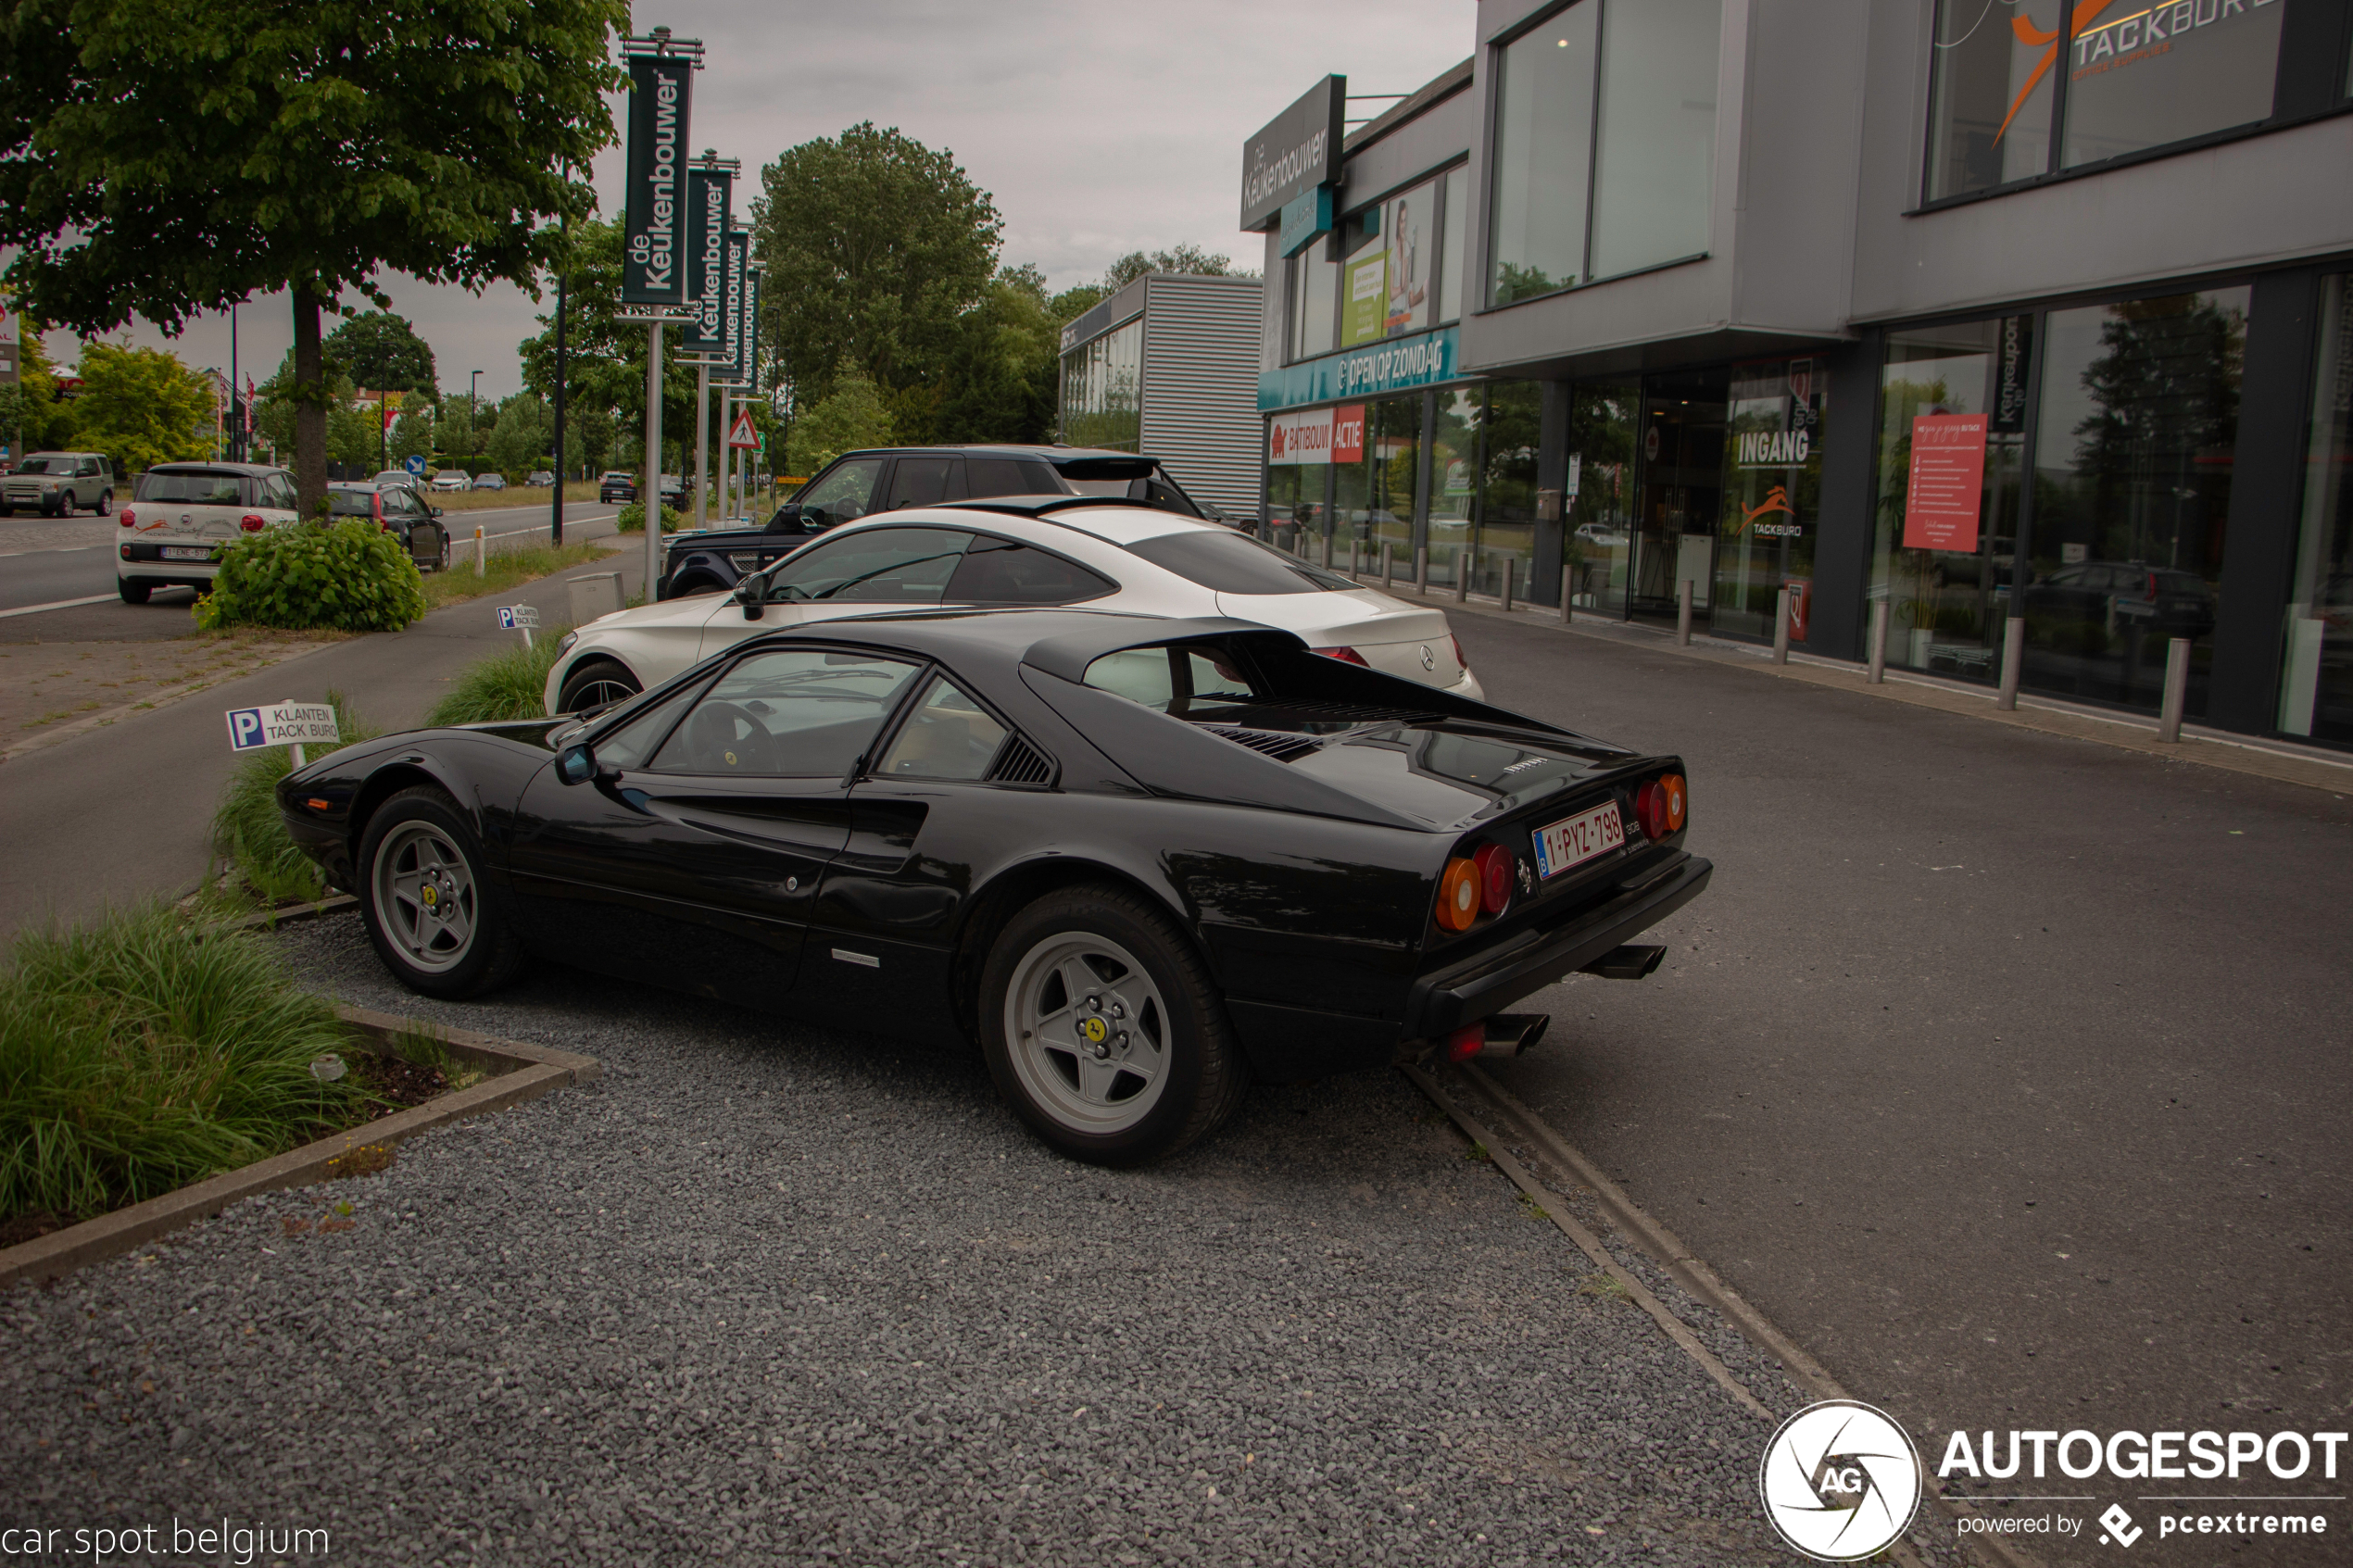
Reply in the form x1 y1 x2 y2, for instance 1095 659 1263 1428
680 166 733 355
1239 75 1344 232
622 55 695 307
224 701 340 753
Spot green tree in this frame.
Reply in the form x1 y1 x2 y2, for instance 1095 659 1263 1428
387 406 435 468
0 0 626 516
753 123 1001 415
932 266 1058 445
71 340 211 473
324 310 436 395
786 358 894 478
485 394 555 476
3 328 80 455
517 219 699 474
1099 245 1246 293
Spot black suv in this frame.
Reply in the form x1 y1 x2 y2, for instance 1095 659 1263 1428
654 445 1216 600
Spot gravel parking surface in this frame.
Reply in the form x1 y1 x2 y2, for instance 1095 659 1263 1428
2 913 1924 1565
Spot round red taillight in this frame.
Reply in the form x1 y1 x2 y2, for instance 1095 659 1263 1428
1473 843 1514 916
1634 782 1666 840
239 514 265 533
1436 857 1480 932
119 509 135 528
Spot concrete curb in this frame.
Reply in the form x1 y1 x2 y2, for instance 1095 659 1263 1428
0 638 336 767
0 1005 599 1292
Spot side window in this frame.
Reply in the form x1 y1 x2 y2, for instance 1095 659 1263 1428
796 458 885 526
875 676 1009 781
1144 475 1201 515
946 536 1115 606
264 473 298 511
965 458 1032 497
1082 648 1176 709
887 457 966 510
589 676 711 766
649 649 920 777
766 527 972 604
78 459 100 477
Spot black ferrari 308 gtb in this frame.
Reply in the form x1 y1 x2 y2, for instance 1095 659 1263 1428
279 610 1707 1164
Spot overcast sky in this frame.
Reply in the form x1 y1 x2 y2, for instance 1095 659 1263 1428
58 1 1468 400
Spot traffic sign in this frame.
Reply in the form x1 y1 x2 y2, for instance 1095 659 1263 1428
726 409 759 449
497 605 541 631
404 455 426 475
226 700 340 767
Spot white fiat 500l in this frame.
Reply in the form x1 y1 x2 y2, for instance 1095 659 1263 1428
115 463 303 604
544 501 1485 713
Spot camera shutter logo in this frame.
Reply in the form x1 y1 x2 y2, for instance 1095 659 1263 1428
1757 1400 1923 1562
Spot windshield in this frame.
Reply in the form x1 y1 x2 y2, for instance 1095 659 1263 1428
133 470 246 506
1123 529 1354 594
12 457 60 474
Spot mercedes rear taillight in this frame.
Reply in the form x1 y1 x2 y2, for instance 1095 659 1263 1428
1312 646 1369 666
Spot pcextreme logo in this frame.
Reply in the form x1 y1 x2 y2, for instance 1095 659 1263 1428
1758 1401 1924 1562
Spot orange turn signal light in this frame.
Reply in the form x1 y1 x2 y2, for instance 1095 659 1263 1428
1437 857 1481 932
1660 772 1686 832
306 797 332 810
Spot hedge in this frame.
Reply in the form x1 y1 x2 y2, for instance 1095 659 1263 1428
194 521 428 633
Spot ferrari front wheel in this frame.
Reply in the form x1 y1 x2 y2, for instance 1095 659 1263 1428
980 884 1249 1166
358 785 522 999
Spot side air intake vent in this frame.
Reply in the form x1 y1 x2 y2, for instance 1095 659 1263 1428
989 734 1055 786
1200 726 1322 764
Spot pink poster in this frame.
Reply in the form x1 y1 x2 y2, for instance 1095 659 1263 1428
1903 414 1988 552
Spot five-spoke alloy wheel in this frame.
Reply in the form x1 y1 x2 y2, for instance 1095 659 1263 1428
358 785 522 998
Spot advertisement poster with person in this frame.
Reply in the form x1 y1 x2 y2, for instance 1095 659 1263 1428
1385 192 1429 335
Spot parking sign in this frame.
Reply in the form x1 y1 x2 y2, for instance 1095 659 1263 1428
497 605 541 631
226 707 268 751
224 701 340 752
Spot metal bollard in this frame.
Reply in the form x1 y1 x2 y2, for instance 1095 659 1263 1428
1558 564 1573 624
1456 546 1470 603
1996 615 2025 709
2158 637 2191 742
474 526 485 576
1350 537 1361 578
1772 585 1791 663
1381 541 1394 590
1501 557 1515 612
1416 546 1428 594
1322 532 1334 571
1676 580 1692 646
1868 599 1889 684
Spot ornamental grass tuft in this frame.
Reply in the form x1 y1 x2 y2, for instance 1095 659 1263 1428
424 630 572 727
0 906 364 1226
210 691 377 907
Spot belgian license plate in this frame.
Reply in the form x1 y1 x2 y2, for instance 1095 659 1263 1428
1532 800 1625 879
160 546 213 561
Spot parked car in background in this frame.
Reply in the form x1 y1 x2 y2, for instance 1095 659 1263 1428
115 462 300 603
372 470 417 487
431 470 471 493
526 470 556 488
287 610 1705 1163
655 445 1214 601
326 482 451 571
3 452 119 517
548 495 1484 714
660 474 687 509
472 473 507 492
2023 559 2218 640
598 470 637 503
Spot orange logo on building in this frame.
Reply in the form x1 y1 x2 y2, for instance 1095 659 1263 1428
1741 486 1794 532
1997 3 2114 144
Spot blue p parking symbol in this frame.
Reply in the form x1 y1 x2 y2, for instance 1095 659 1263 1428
226 708 266 750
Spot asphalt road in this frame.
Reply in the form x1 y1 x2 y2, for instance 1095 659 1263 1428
0 508 629 939
0 503 624 642
1452 611 2353 1564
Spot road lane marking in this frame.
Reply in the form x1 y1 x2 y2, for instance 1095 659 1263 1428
0 594 119 619
0 544 107 558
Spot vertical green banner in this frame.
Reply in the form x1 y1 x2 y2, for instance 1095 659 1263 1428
1341 253 1388 347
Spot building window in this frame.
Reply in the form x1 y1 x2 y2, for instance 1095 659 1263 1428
1924 0 2286 203
1333 395 1425 570
1714 359 1824 644
1060 316 1142 452
1339 176 1441 348
1440 166 1467 324
1487 0 1719 307
1290 244 1337 360
2281 273 2353 740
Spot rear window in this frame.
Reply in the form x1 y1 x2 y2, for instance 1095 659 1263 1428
1084 645 1266 714
325 489 379 518
1123 529 1353 595
134 470 246 506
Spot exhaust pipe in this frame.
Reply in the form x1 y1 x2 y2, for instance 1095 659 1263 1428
1396 1012 1554 1067
1580 943 1666 980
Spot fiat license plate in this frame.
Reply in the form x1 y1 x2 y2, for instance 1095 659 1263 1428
160 546 213 561
1531 799 1625 879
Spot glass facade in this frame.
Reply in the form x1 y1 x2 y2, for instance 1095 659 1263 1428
1869 320 2030 679
1715 359 1824 642
1334 396 1424 573
1428 389 1479 586
1059 316 1142 452
1289 169 1462 363
1471 383 1542 597
1565 382 1640 614
1488 0 1719 306
2280 274 2352 740
1925 0 2286 201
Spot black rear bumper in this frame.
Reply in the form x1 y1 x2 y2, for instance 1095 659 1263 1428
1403 851 1712 1037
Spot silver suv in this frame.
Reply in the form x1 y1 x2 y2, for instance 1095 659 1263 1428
3 451 119 517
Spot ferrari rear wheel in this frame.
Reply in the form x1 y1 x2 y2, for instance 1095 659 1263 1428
981 884 1249 1166
358 785 522 999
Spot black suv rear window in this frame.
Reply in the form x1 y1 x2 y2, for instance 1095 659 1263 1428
325 489 379 518
134 470 246 506
1123 529 1353 595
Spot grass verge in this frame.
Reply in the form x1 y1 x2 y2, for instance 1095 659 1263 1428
210 691 379 907
425 631 571 726
421 540 617 612
0 906 366 1227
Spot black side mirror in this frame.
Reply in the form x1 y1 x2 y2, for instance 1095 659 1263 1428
556 742 603 784
430 506 445 518
734 577 766 620
764 505 801 534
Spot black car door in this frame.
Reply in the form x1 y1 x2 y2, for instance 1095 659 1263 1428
508 648 925 1005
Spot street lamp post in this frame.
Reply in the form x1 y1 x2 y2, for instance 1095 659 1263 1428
469 370 483 472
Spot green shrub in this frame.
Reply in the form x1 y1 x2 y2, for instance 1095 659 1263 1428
194 521 428 632
615 501 686 533
211 692 378 906
0 906 365 1223
425 629 571 726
